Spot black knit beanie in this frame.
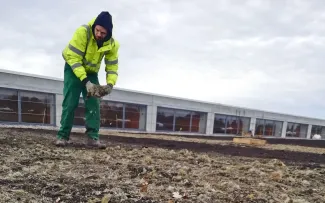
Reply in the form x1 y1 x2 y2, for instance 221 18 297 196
92 11 113 47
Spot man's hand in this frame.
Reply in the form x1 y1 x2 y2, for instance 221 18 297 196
103 84 113 95
86 81 101 97
96 84 113 97
86 81 113 98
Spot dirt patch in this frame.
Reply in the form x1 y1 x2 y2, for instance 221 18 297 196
87 84 109 97
7 126 325 154
97 134 325 166
0 128 325 203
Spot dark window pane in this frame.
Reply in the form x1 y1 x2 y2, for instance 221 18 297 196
238 117 250 135
311 125 322 136
73 99 146 130
175 109 191 132
73 98 85 126
255 119 283 137
100 101 123 128
311 125 325 139
319 128 325 139
156 107 174 131
286 122 295 137
213 114 226 134
124 103 146 130
226 116 238 134
21 91 54 124
191 112 202 133
286 122 308 138
0 88 18 122
319 127 325 139
255 119 264 136
156 107 206 133
214 115 250 135
264 120 274 136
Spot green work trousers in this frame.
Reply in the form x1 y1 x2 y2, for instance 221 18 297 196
57 63 100 140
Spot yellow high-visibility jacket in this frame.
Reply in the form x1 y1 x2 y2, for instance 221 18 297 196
62 18 119 86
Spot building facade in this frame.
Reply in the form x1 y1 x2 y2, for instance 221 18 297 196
0 69 325 140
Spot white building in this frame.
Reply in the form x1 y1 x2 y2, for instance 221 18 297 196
0 68 324 140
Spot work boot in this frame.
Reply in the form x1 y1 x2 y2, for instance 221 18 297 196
86 138 106 149
55 138 73 147
66 139 73 145
55 138 67 147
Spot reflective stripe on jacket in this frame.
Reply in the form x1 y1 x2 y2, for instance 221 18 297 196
62 18 119 85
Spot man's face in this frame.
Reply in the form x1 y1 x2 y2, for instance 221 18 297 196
94 25 107 41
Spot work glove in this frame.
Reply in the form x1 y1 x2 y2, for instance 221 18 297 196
103 84 113 95
86 81 101 98
96 84 113 97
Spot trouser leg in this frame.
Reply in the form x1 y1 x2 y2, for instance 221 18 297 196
57 63 83 140
81 73 101 140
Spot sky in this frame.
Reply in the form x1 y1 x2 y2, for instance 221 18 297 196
0 0 325 119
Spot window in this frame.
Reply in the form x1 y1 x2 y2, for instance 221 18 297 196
238 116 251 135
175 109 191 132
311 125 325 139
101 101 146 130
100 101 124 128
156 107 207 133
286 122 308 138
226 116 239 134
213 114 250 135
255 119 264 136
124 103 146 130
156 107 175 131
73 98 85 126
74 99 146 131
20 91 55 124
213 114 227 134
0 88 18 122
264 120 274 136
274 120 283 136
191 112 205 133
255 119 283 137
0 88 55 125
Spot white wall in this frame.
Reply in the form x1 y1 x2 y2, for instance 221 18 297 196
145 105 157 133
198 113 207 134
138 106 146 130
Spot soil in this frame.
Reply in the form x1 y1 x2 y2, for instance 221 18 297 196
0 127 325 203
87 84 109 97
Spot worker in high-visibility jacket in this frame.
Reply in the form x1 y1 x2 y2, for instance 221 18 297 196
56 11 120 148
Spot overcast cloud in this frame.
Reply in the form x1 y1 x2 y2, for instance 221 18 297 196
1 0 325 118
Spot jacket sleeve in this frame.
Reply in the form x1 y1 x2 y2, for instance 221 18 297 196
63 26 89 84
104 39 120 86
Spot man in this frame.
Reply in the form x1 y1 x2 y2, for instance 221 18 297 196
55 11 120 148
